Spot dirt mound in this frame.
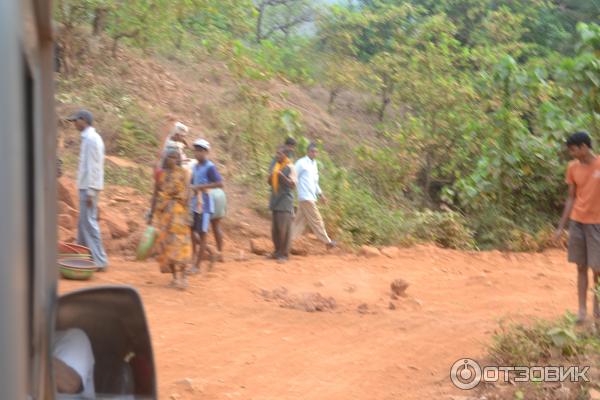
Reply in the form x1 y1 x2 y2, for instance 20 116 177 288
258 287 337 313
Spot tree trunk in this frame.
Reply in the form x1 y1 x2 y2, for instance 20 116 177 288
378 85 391 122
58 27 73 76
256 3 266 43
111 30 139 58
328 88 339 114
92 7 108 36
112 37 120 58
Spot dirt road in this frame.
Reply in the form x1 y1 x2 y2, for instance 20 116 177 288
60 246 577 400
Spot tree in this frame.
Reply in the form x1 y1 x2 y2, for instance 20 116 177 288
369 52 403 122
254 0 314 43
316 6 365 112
393 14 480 204
106 0 175 57
558 23 600 137
54 0 99 74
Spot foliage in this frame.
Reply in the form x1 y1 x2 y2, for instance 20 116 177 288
484 314 600 399
105 163 153 194
54 0 600 249
490 314 593 366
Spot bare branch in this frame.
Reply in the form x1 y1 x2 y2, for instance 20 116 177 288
261 11 313 40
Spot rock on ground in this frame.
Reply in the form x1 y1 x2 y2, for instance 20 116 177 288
102 210 130 239
57 177 78 209
290 237 311 256
357 303 370 314
391 279 409 296
58 213 75 230
58 201 79 221
380 246 400 258
250 238 271 256
58 226 76 243
258 287 336 312
359 245 381 258
99 221 112 243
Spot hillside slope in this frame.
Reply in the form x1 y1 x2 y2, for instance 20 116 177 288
56 33 387 255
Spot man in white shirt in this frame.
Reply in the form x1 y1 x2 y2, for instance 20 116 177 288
291 143 336 249
53 328 95 399
67 109 108 269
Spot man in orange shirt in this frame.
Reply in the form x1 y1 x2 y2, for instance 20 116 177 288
554 131 600 323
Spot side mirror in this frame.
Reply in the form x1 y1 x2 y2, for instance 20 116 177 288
56 286 157 399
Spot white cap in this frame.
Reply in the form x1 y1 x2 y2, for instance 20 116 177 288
193 138 210 150
173 121 189 136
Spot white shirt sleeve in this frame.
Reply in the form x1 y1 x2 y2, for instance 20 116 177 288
87 134 104 194
294 158 304 179
315 165 322 197
78 138 89 190
53 329 96 398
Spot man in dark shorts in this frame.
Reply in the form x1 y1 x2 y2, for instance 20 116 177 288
554 131 600 323
190 139 223 274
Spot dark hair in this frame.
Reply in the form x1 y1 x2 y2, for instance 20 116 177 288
285 137 297 146
162 148 181 169
566 131 592 149
307 142 317 152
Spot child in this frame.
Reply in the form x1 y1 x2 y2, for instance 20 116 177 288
189 139 224 273
554 131 600 323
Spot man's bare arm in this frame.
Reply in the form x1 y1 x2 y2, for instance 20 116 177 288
53 358 83 394
554 184 576 241
191 181 224 192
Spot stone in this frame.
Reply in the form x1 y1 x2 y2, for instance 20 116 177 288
175 378 196 393
390 279 409 296
250 238 271 256
380 246 401 258
58 214 75 230
359 245 381 258
58 226 76 243
344 284 356 293
102 210 130 239
235 250 247 262
58 201 79 221
357 303 370 314
99 220 112 243
112 196 130 203
57 177 77 209
290 239 310 256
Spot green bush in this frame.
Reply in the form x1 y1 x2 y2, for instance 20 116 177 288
105 164 153 195
490 314 596 366
407 210 476 250
115 117 159 163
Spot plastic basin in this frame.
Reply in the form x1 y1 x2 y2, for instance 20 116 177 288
58 258 97 280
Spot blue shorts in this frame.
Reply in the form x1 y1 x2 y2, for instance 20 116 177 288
193 212 211 234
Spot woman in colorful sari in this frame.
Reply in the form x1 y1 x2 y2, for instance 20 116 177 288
148 149 192 289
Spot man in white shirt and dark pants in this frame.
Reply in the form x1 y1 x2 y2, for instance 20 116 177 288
291 143 336 249
67 109 108 269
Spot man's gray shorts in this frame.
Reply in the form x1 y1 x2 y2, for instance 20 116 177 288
568 221 600 270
